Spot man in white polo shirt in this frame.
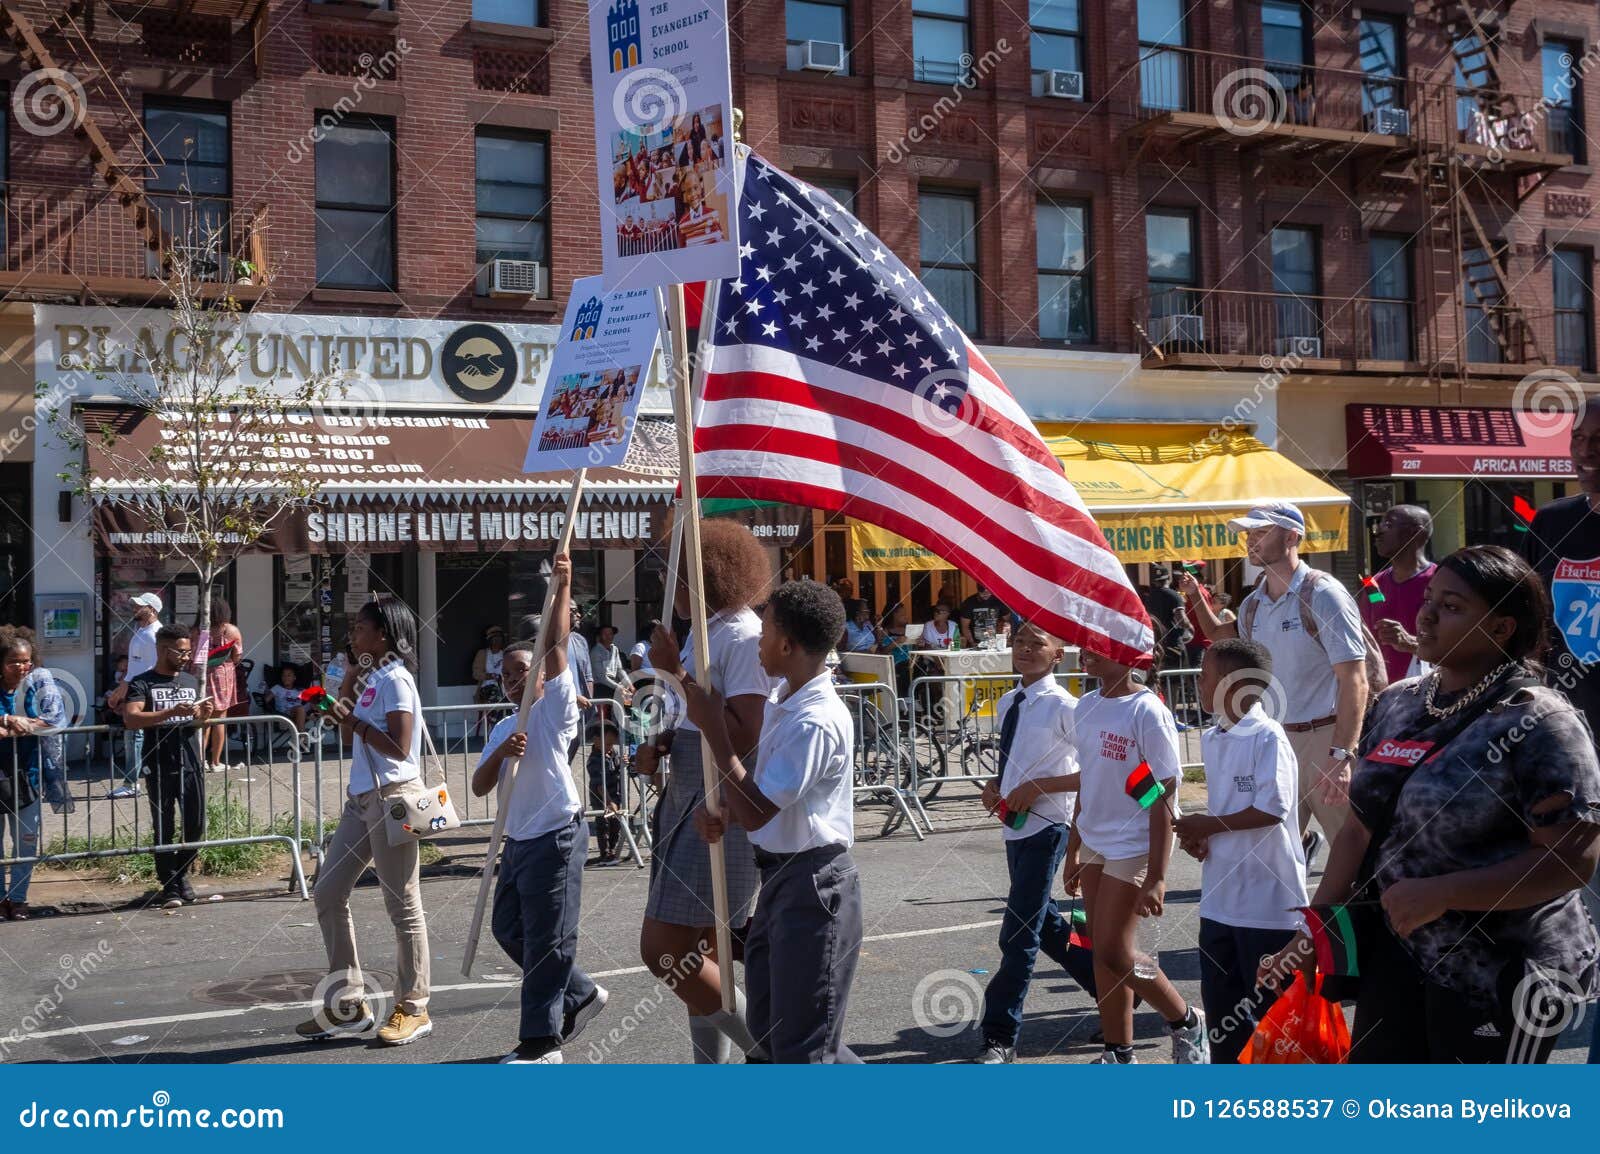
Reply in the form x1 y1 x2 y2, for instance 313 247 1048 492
1184 502 1370 864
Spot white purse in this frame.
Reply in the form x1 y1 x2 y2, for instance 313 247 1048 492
379 723 462 847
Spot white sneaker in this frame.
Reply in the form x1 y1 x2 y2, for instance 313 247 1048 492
1171 1008 1210 1064
500 1046 564 1064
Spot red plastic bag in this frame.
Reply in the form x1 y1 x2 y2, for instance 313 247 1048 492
1237 972 1351 1064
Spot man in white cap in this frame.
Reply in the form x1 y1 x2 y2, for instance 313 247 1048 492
1182 502 1369 865
106 592 163 799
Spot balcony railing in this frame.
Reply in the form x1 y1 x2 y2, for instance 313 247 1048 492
0 183 267 293
1131 46 1408 137
1138 288 1584 372
1455 89 1580 160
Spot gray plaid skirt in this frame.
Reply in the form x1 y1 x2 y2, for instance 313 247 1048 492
645 729 759 926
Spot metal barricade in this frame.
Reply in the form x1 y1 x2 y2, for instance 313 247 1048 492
1 716 309 901
905 671 1019 827
834 680 924 841
1155 667 1206 771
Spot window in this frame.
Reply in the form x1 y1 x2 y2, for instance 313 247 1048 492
475 129 550 291
1544 39 1585 161
473 0 539 26
1270 225 1319 343
1359 14 1404 117
919 190 979 335
1368 234 1413 361
1455 33 1494 137
315 115 396 290
1146 208 1195 316
787 0 849 73
1036 200 1091 342
912 0 969 85
1030 0 1083 96
1262 0 1310 124
805 174 857 213
144 99 231 277
1137 0 1187 111
1554 247 1594 370
1462 244 1505 364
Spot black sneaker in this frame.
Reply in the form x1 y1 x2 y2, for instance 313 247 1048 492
177 878 199 903
1302 829 1323 873
974 1038 1016 1064
561 985 609 1043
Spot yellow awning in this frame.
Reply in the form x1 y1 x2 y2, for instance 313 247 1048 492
1038 423 1350 564
851 521 953 572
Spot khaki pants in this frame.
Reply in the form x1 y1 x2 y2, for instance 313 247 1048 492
314 784 431 1014
1285 722 1347 842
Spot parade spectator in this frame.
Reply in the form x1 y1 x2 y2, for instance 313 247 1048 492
1184 502 1370 867
106 592 162 799
590 624 628 703
201 597 243 774
876 603 913 696
959 582 1015 647
298 595 433 1047
567 606 595 705
0 627 52 920
1363 505 1436 686
922 602 957 649
1521 401 1600 738
1066 643 1209 1064
472 625 508 705
843 600 878 652
586 719 626 865
1175 639 1307 1063
1141 565 1189 670
270 665 308 735
628 631 652 675
27 662 69 815
122 624 216 909
640 518 772 1064
1263 546 1600 1063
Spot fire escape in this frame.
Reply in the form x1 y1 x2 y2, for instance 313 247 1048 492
0 0 270 300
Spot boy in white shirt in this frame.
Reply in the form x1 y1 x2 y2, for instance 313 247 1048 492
1175 638 1308 1063
1066 645 1209 1064
973 623 1082 1063
686 579 861 1063
472 554 608 1064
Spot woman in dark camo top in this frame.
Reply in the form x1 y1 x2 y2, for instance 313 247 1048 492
1265 545 1600 1063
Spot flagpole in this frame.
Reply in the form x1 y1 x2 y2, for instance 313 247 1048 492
461 469 588 977
661 281 737 1014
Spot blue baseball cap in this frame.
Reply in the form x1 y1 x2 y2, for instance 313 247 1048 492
1227 502 1307 535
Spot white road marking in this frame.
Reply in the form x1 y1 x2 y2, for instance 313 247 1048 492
1 919 1003 1046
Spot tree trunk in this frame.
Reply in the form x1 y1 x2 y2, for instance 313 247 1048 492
194 562 214 684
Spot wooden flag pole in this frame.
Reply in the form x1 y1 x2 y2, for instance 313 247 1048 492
461 468 588 977
662 282 736 1013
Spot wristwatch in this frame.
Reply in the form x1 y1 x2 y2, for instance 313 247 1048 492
1329 746 1351 762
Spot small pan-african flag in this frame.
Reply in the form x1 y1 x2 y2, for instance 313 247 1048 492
1512 495 1537 532
1124 761 1165 810
1299 904 1359 977
1359 574 1385 605
995 800 1030 830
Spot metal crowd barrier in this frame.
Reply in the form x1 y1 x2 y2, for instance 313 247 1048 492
0 716 309 901
1155 667 1206 771
834 681 925 841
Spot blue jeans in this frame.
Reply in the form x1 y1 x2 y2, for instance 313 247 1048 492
492 818 596 1044
1589 1012 1600 1063
121 730 144 787
979 823 1073 1047
2 799 41 902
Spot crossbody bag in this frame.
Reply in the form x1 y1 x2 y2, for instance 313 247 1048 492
358 719 462 847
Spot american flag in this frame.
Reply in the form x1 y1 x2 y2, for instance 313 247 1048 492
696 151 1154 666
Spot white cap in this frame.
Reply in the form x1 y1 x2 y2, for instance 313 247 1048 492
1226 502 1307 536
130 592 163 613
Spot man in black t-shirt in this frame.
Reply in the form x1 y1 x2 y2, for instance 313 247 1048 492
1141 565 1190 670
123 623 215 907
1521 402 1600 738
957 584 1016 647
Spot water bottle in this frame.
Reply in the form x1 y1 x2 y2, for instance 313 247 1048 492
1132 911 1163 981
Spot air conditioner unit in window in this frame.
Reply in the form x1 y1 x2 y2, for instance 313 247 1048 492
1368 106 1410 136
1275 335 1322 358
490 259 548 297
1045 70 1085 100
1150 313 1203 348
802 40 845 73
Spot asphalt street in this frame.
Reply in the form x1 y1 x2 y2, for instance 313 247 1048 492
1 802 1593 1065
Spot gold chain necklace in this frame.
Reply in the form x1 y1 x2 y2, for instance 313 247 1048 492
1420 661 1518 720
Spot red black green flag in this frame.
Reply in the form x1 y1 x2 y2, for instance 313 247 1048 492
1359 574 1385 605
1299 904 1359 977
1124 761 1165 810
995 800 1030 830
1512 495 1537 532
1068 905 1091 950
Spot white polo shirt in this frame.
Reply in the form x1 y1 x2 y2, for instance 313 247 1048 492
1198 704 1308 931
348 661 423 795
1239 563 1367 725
480 668 582 842
1072 687 1182 860
678 608 773 733
749 672 855 853
126 622 160 680
992 677 1078 840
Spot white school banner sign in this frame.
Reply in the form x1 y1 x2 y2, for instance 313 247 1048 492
589 0 740 291
524 275 661 473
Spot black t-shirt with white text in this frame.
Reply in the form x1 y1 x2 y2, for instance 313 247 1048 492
126 669 204 777
1521 493 1600 735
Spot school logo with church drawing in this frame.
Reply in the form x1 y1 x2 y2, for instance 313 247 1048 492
608 0 641 72
571 296 604 340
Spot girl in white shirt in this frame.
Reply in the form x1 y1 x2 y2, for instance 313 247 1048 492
295 596 433 1049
